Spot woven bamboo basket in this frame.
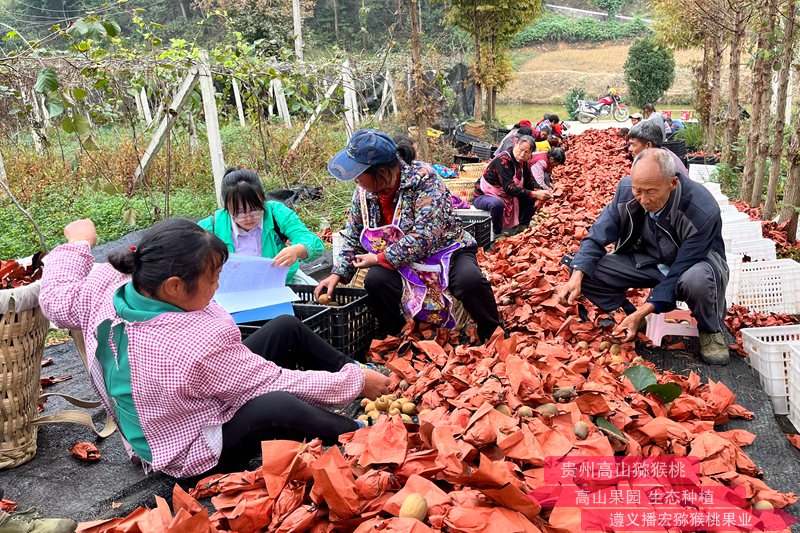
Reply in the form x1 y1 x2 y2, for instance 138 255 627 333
445 179 477 204
0 281 49 469
464 120 486 138
459 162 488 180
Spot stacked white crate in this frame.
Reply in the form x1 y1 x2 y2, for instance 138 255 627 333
742 326 800 415
788 344 800 430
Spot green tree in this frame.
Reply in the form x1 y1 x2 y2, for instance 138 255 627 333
594 0 624 22
445 0 544 120
623 37 675 108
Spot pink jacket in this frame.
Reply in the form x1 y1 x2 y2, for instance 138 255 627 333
40 242 365 477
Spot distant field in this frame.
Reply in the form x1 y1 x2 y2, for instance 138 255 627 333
501 42 713 106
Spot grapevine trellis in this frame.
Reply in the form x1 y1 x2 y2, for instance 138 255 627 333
0 23 459 207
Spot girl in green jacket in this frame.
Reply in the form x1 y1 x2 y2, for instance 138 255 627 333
198 168 323 284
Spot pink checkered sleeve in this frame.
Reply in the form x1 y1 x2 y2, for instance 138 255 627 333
189 337 366 408
40 242 125 331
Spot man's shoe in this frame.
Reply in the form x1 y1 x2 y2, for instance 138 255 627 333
0 509 77 533
699 331 730 365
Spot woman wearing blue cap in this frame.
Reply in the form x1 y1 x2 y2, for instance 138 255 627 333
315 129 502 341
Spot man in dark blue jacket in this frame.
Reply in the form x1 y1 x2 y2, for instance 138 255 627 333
556 148 730 365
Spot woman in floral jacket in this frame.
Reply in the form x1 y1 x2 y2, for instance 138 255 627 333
315 129 501 342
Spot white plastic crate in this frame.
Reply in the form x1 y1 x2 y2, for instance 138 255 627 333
727 238 777 262
728 259 800 314
741 326 800 415
688 164 717 183
721 210 749 225
788 344 800 432
722 221 763 249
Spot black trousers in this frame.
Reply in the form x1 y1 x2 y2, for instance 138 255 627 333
580 253 728 333
212 315 359 474
364 246 502 341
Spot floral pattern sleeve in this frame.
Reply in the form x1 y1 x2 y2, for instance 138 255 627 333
332 187 366 284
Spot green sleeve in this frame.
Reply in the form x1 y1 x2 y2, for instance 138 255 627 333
269 202 324 262
197 215 213 232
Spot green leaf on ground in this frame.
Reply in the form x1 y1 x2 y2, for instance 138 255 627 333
622 365 657 391
643 383 682 404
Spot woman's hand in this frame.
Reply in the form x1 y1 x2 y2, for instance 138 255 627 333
272 244 308 268
64 219 97 246
353 253 379 269
360 368 390 399
314 274 341 301
531 190 552 201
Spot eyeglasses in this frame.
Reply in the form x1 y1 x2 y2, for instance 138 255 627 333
233 209 263 221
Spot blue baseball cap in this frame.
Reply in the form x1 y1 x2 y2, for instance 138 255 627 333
328 129 398 181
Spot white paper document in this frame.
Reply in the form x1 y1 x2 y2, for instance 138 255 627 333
213 253 298 320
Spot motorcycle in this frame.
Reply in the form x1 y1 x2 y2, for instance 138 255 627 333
576 88 630 123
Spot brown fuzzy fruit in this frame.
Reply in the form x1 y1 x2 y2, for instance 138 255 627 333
599 341 612 351
573 421 589 440
752 500 774 510
368 410 381 420
360 398 370 408
398 379 410 391
535 403 559 417
608 355 625 364
399 493 428 521
364 401 376 413
632 356 645 365
401 402 417 415
374 397 390 411
576 341 590 349
494 404 512 416
518 406 534 417
388 407 401 416
401 414 414 424
609 343 622 355
317 293 332 305
553 387 577 402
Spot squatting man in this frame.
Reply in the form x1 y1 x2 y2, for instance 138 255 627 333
556 148 730 365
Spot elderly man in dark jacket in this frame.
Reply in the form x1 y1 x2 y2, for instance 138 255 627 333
557 148 730 365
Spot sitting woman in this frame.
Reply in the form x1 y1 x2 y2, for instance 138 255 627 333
529 147 567 191
40 218 389 478
315 129 502 342
495 126 533 156
198 167 323 284
473 135 551 237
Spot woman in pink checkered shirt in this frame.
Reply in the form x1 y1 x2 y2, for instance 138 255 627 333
40 218 389 478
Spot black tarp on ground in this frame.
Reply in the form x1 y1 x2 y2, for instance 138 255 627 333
2 236 799 527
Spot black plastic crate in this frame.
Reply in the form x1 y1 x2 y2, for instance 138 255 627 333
454 154 481 165
238 304 330 342
289 285 376 362
472 141 494 161
457 210 493 249
495 127 512 143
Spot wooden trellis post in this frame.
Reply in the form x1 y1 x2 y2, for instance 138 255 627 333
140 87 153 125
198 51 226 203
271 78 291 127
134 68 199 184
133 52 227 205
342 59 358 138
232 77 246 127
289 79 340 153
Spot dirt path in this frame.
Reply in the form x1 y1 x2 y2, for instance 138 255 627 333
501 42 718 106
